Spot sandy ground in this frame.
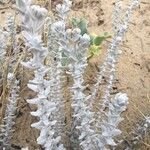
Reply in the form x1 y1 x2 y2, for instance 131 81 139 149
0 0 150 149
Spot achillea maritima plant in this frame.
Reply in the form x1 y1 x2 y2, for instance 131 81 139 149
90 0 140 108
16 0 66 149
0 27 8 60
64 28 95 149
0 73 19 150
0 13 19 150
0 0 142 149
95 93 128 149
51 1 95 148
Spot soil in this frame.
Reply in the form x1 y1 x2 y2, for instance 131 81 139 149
0 0 150 150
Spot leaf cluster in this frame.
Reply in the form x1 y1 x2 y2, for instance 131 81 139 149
71 18 111 60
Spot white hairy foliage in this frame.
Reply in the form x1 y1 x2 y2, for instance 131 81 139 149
16 0 65 149
7 15 16 48
0 14 17 61
89 1 140 149
21 147 29 150
0 28 8 60
90 0 140 109
14 0 141 149
0 73 19 149
112 0 122 33
56 0 72 20
95 93 129 150
66 29 95 149
51 1 96 148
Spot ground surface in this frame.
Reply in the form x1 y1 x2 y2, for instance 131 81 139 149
0 0 150 150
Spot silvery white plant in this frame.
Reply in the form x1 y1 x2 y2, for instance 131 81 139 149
45 0 138 149
21 147 29 150
16 0 65 149
0 27 8 60
0 26 9 88
65 29 96 149
0 73 19 150
93 93 129 150
51 1 96 148
50 0 72 61
90 0 140 109
112 0 122 34
44 0 73 149
14 0 141 149
7 15 17 52
56 0 72 20
0 14 17 62
49 0 72 93
89 1 140 149
101 0 140 111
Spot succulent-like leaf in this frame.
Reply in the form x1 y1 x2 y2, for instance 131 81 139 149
71 18 88 35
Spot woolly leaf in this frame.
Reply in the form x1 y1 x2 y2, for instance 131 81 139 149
79 132 86 140
27 98 40 104
27 83 38 92
110 129 122 136
21 147 29 150
37 129 47 145
16 0 31 12
31 121 43 129
106 138 116 146
31 110 42 117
